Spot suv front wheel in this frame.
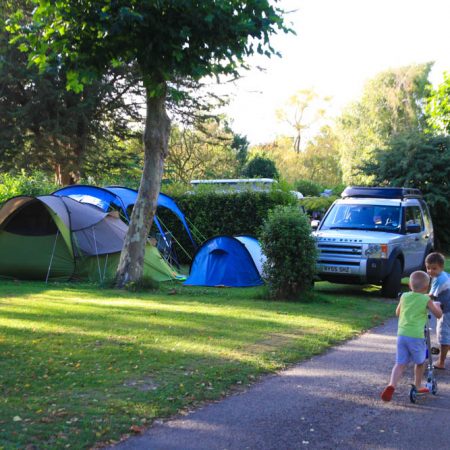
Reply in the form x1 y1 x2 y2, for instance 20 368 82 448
382 259 402 298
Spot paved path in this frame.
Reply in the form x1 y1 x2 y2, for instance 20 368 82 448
112 318 450 449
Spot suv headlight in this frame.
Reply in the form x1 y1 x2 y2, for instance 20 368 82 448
365 244 388 259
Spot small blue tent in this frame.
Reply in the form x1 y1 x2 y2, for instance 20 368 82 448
184 235 264 287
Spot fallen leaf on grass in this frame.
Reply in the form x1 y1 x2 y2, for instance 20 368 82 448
129 424 146 434
39 417 53 423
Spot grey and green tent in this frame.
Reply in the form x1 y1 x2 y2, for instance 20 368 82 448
0 195 177 282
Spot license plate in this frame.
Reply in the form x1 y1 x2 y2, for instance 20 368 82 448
322 265 351 274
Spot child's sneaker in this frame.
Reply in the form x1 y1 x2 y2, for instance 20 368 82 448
418 387 430 394
381 385 395 401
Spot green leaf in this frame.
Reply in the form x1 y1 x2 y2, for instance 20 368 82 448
66 70 84 93
17 43 29 52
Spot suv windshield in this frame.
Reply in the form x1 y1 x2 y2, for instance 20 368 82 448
320 204 401 232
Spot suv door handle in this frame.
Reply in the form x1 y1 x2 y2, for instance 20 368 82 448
415 237 420 241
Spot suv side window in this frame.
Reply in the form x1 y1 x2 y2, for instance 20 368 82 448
405 206 424 230
420 200 432 231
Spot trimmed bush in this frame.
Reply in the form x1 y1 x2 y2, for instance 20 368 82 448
260 205 317 300
294 179 323 197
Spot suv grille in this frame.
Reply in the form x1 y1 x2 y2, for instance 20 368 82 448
317 242 363 265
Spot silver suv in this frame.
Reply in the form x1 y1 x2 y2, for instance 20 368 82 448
312 187 434 297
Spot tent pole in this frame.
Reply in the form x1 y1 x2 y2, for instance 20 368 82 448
157 216 192 261
186 217 207 243
92 226 102 283
45 230 59 283
103 253 108 281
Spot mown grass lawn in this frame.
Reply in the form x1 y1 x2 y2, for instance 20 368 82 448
0 280 395 449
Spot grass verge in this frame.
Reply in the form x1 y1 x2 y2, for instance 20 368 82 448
0 280 395 449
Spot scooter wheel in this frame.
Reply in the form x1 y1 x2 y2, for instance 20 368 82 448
409 385 418 403
432 379 438 395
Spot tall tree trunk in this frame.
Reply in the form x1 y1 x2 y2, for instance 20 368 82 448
115 84 170 287
54 163 77 185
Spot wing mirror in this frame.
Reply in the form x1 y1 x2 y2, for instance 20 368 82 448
406 223 421 234
311 219 320 230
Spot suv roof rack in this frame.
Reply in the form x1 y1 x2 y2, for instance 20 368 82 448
341 186 423 199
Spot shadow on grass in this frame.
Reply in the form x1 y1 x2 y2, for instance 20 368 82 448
0 287 393 340
313 279 409 301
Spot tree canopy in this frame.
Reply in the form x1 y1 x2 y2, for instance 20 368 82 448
426 71 450 135
362 133 450 249
11 1 289 91
167 119 240 183
276 88 330 152
337 63 432 184
1 1 143 184
242 156 279 179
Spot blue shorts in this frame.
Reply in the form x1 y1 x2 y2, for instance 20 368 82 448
437 315 450 345
396 335 426 365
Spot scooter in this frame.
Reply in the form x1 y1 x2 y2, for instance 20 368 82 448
409 314 440 403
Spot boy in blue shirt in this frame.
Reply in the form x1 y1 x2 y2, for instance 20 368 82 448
426 252 450 369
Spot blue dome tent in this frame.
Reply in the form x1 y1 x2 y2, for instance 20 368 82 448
104 186 196 247
52 185 130 219
184 235 264 287
52 185 194 243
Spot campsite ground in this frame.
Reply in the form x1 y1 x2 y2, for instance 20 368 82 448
0 279 396 448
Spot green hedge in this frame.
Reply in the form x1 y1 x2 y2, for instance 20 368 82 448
157 190 298 263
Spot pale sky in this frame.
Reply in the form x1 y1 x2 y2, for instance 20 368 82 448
220 0 450 145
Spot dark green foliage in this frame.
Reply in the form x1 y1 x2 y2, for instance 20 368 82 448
0 1 143 184
299 196 338 219
242 156 279 179
294 179 323 197
330 183 346 197
362 133 450 250
231 132 250 171
157 190 296 264
337 63 433 184
260 205 317 300
426 71 450 135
